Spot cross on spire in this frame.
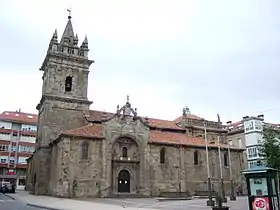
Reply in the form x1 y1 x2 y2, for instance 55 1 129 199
67 8 72 19
217 114 221 123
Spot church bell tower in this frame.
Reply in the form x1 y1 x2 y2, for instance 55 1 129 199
33 12 93 195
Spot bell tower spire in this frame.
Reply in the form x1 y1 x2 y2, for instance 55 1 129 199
60 9 75 44
33 12 94 196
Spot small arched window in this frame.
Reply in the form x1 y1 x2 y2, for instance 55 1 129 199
122 147 128 158
224 152 228 166
194 151 199 165
81 141 89 160
160 148 165 164
65 76 73 92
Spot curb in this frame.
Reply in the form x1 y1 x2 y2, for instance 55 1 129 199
27 203 64 210
192 196 209 199
157 197 192 202
3 193 16 200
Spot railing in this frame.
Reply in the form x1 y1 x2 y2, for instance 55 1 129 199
112 156 140 163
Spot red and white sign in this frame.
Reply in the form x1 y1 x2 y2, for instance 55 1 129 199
252 197 270 210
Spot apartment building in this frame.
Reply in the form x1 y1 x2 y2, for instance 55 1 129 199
226 114 280 169
0 110 37 189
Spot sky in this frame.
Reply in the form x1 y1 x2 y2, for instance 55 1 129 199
0 0 280 124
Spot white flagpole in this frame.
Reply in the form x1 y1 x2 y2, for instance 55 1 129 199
204 123 214 206
217 114 226 203
218 135 223 179
204 124 210 178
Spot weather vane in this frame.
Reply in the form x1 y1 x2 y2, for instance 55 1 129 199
67 8 72 19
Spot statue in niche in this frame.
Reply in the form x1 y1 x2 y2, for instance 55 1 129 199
123 102 132 116
133 152 137 160
116 95 138 120
112 149 116 159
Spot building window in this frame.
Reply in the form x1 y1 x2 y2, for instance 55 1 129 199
81 141 89 160
249 122 254 130
160 148 165 164
65 76 73 92
238 138 242 148
0 144 9 151
248 147 258 158
122 147 128 158
249 161 259 169
0 158 6 163
255 122 262 130
194 151 199 165
224 152 228 166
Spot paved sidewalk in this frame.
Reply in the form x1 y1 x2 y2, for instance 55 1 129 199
8 191 158 210
9 191 249 210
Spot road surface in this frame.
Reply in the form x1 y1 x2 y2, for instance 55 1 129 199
0 193 49 210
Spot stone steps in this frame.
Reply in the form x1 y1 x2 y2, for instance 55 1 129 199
105 193 149 198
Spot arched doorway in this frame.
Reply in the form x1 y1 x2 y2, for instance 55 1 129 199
118 170 130 193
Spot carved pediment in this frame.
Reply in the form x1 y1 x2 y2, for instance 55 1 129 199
101 96 149 131
117 101 137 117
101 95 138 122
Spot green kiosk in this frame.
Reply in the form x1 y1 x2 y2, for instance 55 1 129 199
242 161 280 210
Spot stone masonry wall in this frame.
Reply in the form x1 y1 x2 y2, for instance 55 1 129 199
48 115 245 198
51 137 103 197
33 34 93 196
149 144 243 196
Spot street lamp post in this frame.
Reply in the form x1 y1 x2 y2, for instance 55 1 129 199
204 124 214 206
217 114 227 203
228 140 236 201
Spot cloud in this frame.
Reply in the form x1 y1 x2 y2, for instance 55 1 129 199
0 0 280 124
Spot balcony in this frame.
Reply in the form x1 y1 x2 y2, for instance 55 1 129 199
112 154 140 163
10 135 20 141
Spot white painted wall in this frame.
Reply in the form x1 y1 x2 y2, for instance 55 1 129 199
0 121 12 129
245 133 263 146
0 133 10 141
20 136 36 143
243 117 264 169
18 157 28 164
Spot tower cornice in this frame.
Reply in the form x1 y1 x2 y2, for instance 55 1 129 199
36 94 93 110
40 52 94 71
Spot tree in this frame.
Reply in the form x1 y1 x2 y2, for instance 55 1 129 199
260 128 280 170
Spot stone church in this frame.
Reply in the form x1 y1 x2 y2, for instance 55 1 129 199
26 14 245 198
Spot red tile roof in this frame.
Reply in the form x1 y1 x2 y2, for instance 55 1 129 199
150 130 233 149
226 121 243 127
146 118 184 130
0 109 201 131
0 111 37 125
174 114 202 123
88 110 184 130
61 123 237 149
62 123 103 139
88 110 113 121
